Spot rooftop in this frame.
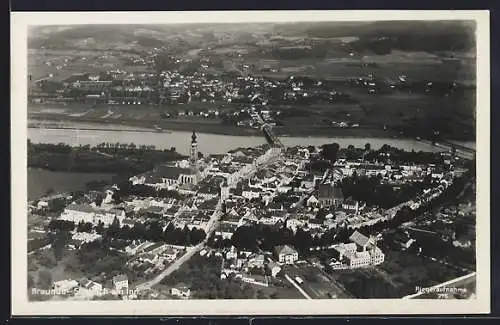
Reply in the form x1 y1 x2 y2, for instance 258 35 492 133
112 274 128 283
274 245 298 256
153 164 195 180
318 183 344 200
349 230 372 247
65 203 96 214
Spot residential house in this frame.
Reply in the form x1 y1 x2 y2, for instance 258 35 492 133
306 195 319 207
453 236 472 248
145 206 164 217
242 188 261 200
140 253 158 264
187 213 210 230
37 200 49 210
247 254 265 268
393 231 416 250
222 210 242 225
143 242 167 255
323 218 337 229
307 219 323 230
163 246 179 261
342 198 365 213
170 284 191 298
274 245 299 264
267 261 282 277
216 222 238 240
79 278 103 295
267 202 284 212
112 274 129 293
53 279 79 293
125 241 154 256
285 216 306 232
225 246 238 260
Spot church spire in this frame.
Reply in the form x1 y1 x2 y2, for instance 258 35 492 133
190 130 198 169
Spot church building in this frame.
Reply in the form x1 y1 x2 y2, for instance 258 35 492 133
132 131 201 188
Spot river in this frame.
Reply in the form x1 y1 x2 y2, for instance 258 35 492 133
28 126 475 156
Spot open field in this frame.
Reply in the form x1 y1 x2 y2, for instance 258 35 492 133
327 249 470 298
245 56 474 83
284 263 352 299
28 92 474 140
410 273 476 299
28 49 153 83
28 102 396 138
28 35 476 141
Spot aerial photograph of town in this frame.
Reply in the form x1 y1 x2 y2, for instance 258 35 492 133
25 19 477 302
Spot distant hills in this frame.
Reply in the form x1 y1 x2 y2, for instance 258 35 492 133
279 20 476 53
28 21 476 58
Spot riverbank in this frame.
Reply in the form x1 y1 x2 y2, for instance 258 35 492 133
28 115 395 138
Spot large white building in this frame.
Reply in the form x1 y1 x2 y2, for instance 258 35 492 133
59 204 125 226
332 231 385 268
274 245 299 264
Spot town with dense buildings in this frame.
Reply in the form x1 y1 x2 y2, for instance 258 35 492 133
27 121 476 300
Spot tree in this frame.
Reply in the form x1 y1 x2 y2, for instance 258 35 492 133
320 143 340 162
70 190 85 200
112 192 122 204
48 220 75 232
365 143 371 151
309 160 331 173
37 269 53 289
45 188 55 196
320 228 336 247
182 226 192 246
28 274 35 288
94 194 104 207
52 230 71 261
106 217 121 239
95 221 105 235
316 208 328 222
190 228 207 245
231 225 259 250
148 221 164 242
293 228 313 253
49 198 68 213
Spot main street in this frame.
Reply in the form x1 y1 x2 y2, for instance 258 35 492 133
136 200 223 291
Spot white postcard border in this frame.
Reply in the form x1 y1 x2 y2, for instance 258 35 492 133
11 10 490 315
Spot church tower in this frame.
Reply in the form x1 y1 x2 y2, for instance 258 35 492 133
189 130 198 168
220 179 230 201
